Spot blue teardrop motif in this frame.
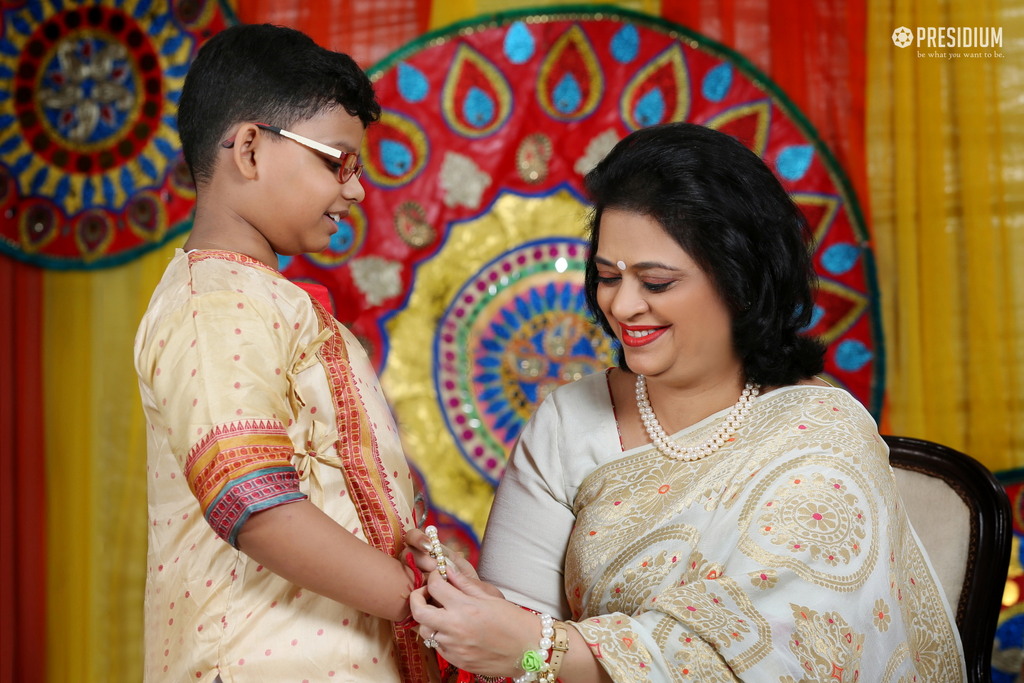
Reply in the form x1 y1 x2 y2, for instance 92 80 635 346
634 88 666 126
610 24 639 63
120 166 136 198
777 145 814 180
397 62 428 103
58 175 73 203
835 339 873 372
30 166 48 194
84 176 96 207
463 87 496 128
800 305 825 332
504 22 535 64
702 63 733 102
553 73 583 115
380 139 413 176
822 243 861 275
100 177 114 206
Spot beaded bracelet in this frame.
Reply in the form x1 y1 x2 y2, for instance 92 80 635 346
424 525 448 581
512 613 554 683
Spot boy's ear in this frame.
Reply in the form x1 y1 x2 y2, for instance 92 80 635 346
228 123 262 180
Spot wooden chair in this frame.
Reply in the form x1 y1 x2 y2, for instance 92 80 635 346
885 435 1013 683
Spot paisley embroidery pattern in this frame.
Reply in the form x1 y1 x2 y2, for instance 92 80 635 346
561 385 962 681
756 471 867 567
786 604 865 682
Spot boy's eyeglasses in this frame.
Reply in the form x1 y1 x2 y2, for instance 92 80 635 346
220 122 363 183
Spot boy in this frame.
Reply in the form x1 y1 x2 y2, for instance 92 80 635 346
134 24 434 682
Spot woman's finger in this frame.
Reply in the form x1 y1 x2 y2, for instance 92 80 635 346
449 552 483 581
405 528 429 551
409 585 441 620
444 560 506 599
403 529 438 573
424 567 465 604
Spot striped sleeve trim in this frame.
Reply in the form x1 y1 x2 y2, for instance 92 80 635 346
206 466 307 547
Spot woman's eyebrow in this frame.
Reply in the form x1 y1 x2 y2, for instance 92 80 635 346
594 256 681 271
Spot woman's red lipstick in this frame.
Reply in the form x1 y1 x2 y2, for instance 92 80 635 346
619 324 668 347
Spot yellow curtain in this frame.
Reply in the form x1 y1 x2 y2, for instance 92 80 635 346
867 0 1024 471
44 239 181 680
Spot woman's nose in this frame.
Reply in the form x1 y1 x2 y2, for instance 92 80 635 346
609 280 648 320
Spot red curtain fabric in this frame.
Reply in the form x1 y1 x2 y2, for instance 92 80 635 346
0 257 47 683
235 0 431 69
662 0 869 221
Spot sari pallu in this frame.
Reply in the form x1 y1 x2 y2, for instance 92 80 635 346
562 386 965 682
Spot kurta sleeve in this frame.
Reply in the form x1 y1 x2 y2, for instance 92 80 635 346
140 287 311 546
478 394 576 619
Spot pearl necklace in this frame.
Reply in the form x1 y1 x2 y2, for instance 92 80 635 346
635 374 760 461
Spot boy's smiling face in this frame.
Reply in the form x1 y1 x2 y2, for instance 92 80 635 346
248 107 367 258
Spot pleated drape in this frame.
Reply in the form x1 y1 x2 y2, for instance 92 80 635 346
1 257 46 683
41 239 180 681
866 0 1024 470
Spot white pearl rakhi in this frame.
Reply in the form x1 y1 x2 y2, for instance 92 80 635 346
424 525 448 581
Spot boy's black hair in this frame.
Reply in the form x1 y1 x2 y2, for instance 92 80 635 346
177 24 381 186
583 122 826 387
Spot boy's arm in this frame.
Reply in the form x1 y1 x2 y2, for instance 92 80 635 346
237 499 417 622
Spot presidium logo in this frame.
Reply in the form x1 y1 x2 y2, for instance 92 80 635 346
892 27 914 48
891 25 1004 57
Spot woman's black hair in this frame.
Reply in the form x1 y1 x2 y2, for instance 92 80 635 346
582 122 825 386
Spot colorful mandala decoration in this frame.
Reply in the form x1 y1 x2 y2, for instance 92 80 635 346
993 474 1024 683
434 237 614 483
0 0 233 268
276 8 884 543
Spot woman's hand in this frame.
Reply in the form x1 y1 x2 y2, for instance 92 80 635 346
410 563 539 677
404 527 494 587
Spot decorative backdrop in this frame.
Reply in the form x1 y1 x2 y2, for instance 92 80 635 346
2 1 1022 681
273 8 883 550
0 0 231 268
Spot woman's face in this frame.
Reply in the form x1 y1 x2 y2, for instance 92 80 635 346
593 208 741 388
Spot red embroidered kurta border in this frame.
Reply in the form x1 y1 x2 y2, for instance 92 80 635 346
307 297 430 682
185 419 305 544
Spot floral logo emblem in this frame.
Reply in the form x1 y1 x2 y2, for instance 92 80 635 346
892 26 914 48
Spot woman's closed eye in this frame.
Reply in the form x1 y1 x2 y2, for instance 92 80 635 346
642 280 673 292
596 274 674 292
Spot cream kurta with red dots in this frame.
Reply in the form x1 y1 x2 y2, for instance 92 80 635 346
135 249 419 682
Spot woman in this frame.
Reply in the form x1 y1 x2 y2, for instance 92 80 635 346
409 123 965 682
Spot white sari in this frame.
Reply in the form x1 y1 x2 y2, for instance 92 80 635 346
480 373 965 682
